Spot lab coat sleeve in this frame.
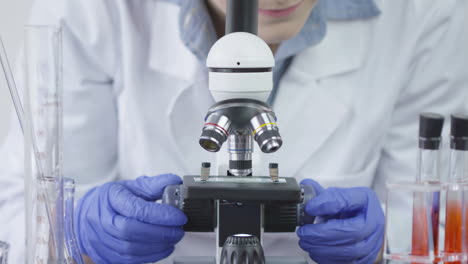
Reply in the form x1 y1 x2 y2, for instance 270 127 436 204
372 0 468 252
0 0 121 262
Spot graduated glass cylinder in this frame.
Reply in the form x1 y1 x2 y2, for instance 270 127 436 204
384 182 468 263
24 25 65 264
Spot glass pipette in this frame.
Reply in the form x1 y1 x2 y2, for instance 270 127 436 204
0 37 24 132
0 37 44 177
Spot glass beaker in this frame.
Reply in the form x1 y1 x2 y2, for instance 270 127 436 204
0 241 9 264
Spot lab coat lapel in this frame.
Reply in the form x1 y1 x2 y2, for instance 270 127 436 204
149 1 198 83
270 21 367 178
304 21 367 79
149 1 214 173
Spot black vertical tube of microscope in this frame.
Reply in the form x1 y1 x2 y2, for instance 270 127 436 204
226 0 259 35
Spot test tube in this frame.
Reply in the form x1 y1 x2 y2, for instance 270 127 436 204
411 113 444 262
444 114 468 263
23 25 65 264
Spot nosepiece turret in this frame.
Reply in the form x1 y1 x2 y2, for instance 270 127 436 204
199 99 283 155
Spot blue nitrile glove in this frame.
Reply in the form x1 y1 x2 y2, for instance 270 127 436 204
75 174 187 264
297 179 384 264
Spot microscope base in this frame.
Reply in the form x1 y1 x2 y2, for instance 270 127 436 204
173 256 308 264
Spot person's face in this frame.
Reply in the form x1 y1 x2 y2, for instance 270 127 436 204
208 0 318 44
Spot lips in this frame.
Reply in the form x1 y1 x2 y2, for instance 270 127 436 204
258 1 303 18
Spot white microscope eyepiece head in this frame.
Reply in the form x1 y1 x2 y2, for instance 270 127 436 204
206 32 275 102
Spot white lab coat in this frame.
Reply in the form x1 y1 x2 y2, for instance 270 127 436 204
1 0 467 263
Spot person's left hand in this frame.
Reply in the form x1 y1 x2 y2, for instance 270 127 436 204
297 179 385 264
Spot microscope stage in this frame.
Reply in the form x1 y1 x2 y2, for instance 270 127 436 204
182 175 302 203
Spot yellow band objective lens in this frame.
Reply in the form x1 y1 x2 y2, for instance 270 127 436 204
252 123 277 135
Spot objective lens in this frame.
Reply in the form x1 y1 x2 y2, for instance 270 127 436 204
250 112 283 153
228 130 253 176
199 114 231 152
200 138 220 152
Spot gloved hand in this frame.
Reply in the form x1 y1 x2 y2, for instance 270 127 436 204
297 179 384 264
75 174 187 264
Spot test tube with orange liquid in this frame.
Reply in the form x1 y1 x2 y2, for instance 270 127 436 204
444 114 468 264
411 113 444 263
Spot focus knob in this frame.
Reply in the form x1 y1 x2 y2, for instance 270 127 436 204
220 234 265 264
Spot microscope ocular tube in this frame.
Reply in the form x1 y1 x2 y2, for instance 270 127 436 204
226 0 258 35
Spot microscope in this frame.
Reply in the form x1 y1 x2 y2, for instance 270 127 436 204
163 1 315 263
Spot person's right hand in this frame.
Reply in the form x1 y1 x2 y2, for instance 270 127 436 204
75 174 187 264
297 179 384 264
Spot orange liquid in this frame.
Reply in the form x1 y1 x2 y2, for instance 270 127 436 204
411 194 440 264
466 203 468 257
411 205 429 262
444 197 463 264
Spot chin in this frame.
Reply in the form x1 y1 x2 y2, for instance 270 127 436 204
258 21 304 44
